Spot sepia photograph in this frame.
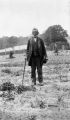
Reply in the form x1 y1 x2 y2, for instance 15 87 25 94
0 0 69 120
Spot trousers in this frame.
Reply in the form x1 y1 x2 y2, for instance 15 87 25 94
31 56 43 83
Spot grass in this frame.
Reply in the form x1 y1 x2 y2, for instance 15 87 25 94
0 50 70 119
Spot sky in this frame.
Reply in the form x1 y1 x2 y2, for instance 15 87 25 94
0 0 69 37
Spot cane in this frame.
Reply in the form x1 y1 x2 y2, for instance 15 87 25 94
22 57 27 86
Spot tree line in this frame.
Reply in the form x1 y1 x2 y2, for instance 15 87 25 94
0 24 69 50
0 36 28 49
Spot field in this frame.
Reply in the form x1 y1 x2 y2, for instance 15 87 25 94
0 50 70 120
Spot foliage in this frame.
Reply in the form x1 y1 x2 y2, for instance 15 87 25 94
2 68 12 74
41 25 68 45
0 36 28 49
9 51 14 58
0 82 15 91
7 36 17 48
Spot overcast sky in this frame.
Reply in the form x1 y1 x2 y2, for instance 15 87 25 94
0 0 69 37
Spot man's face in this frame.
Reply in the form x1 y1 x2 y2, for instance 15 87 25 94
32 30 38 37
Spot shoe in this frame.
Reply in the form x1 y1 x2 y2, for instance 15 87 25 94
39 82 44 86
31 82 36 86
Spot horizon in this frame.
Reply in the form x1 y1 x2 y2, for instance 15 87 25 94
0 0 69 37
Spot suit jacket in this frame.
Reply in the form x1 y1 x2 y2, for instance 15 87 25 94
26 36 47 66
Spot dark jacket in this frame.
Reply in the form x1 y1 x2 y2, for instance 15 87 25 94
26 36 47 66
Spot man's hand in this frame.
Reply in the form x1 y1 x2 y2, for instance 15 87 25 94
43 56 48 64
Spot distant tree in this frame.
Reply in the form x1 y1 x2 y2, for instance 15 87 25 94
42 25 68 45
8 36 17 48
0 36 28 50
9 51 14 59
0 40 3 49
7 36 17 58
54 43 58 55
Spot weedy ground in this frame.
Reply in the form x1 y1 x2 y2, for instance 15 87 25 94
0 50 70 120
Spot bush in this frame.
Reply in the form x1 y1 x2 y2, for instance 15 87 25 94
9 51 14 58
0 82 15 91
2 68 12 74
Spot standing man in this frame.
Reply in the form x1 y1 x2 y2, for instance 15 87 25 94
27 28 48 86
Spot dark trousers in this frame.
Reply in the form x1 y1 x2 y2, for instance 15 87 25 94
31 56 43 83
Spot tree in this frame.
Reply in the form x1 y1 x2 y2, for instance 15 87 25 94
7 36 17 58
7 36 17 48
41 25 68 45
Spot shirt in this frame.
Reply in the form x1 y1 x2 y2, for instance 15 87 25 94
32 37 39 56
34 37 37 42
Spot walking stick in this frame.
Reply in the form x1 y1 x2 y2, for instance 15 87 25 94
22 57 27 86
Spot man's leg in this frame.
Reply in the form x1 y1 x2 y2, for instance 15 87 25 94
36 57 43 83
31 57 36 85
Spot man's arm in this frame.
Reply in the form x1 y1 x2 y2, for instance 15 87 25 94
26 39 30 61
41 39 47 58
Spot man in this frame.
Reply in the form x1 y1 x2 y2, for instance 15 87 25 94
27 28 48 86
